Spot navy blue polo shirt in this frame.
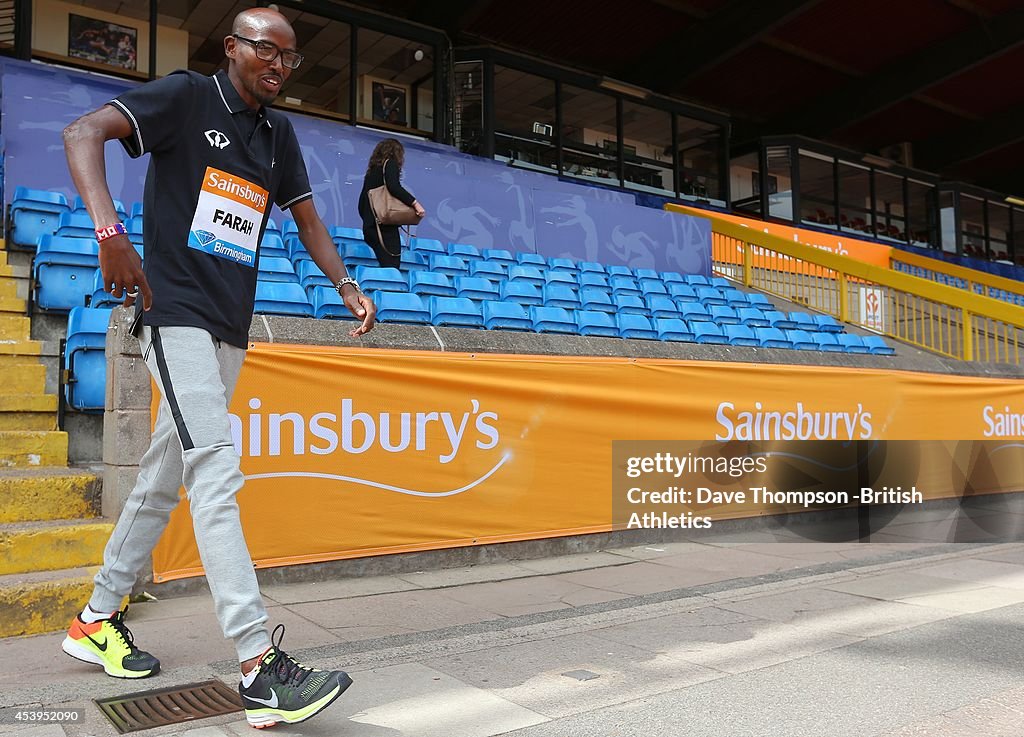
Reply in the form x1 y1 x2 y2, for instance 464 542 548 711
109 69 312 347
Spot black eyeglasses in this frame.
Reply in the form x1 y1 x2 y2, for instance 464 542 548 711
233 34 304 70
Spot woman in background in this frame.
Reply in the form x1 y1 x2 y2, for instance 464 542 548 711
358 138 425 268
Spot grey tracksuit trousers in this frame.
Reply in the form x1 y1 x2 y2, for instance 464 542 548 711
89 325 271 662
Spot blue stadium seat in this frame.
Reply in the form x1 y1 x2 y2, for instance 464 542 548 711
469 261 505 280
430 296 483 328
264 218 281 238
738 307 770 327
656 318 695 343
529 306 577 334
863 335 895 355
429 254 469 277
543 284 581 310
410 270 456 297
668 283 698 302
400 250 429 272
576 310 618 337
374 291 429 323
747 293 771 309
54 211 97 240
646 295 680 319
579 261 606 275
481 300 531 331
754 327 793 348
355 266 407 293
678 302 712 323
609 275 641 297
312 288 349 320
409 237 446 255
34 235 100 312
685 275 710 286
660 271 685 284
548 257 578 275
89 270 123 309
613 294 648 315
297 260 331 298
130 201 144 219
813 314 843 333
281 220 297 238
455 276 500 301
500 280 542 306
10 187 70 250
507 265 545 288
693 322 728 344
579 273 610 290
837 334 870 354
286 235 307 263
341 242 378 269
639 279 668 298
481 248 514 265
710 276 730 289
515 252 547 268
260 234 288 258
812 332 843 352
762 310 798 329
544 271 576 287
257 256 297 283
448 242 481 261
605 265 633 278
722 289 750 307
696 287 727 306
330 226 364 243
126 216 144 246
634 268 659 282
788 312 816 331
64 306 113 412
710 305 741 325
616 313 658 340
580 287 614 313
253 281 313 317
785 329 817 350
725 324 759 346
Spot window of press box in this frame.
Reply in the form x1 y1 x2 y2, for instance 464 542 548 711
988 201 1010 262
938 190 957 253
798 150 835 226
960 194 986 258
872 170 905 242
764 146 793 221
906 179 935 248
729 151 760 214
493 66 557 173
356 27 434 134
561 84 618 185
677 115 722 202
621 102 673 196
1012 208 1024 264
837 160 871 236
32 0 173 76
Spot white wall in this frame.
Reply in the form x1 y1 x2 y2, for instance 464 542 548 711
33 0 187 77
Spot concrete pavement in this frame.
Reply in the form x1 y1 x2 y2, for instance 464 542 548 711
2 539 1024 736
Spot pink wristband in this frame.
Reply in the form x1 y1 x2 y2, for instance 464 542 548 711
95 223 128 242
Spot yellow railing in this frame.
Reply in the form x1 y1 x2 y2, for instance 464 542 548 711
888 249 1024 307
667 205 1024 364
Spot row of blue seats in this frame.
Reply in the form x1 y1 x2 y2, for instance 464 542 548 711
892 261 1024 307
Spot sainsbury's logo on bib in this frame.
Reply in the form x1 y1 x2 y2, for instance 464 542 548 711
188 167 269 267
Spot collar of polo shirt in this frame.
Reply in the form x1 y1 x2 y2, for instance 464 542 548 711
213 70 273 129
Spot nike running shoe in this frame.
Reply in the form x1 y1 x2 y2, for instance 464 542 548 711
61 607 160 679
238 624 352 729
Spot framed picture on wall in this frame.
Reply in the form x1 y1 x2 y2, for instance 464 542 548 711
361 76 409 127
68 14 137 70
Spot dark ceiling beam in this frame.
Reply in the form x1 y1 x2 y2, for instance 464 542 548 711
770 5 1024 138
617 0 824 93
916 103 1024 172
405 0 492 36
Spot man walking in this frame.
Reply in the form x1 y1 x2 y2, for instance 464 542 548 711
60 8 373 728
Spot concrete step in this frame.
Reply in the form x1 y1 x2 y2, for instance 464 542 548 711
0 338 42 357
2 363 46 394
0 411 56 431
0 567 96 638
0 467 100 523
0 518 114 575
0 430 68 467
0 278 19 299
0 393 57 413
0 314 31 341
0 293 26 313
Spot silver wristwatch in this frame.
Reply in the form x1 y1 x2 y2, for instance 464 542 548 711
335 276 361 294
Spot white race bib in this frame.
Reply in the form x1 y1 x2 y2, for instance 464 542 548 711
187 167 269 267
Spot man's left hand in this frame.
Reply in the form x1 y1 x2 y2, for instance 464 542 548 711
343 288 376 337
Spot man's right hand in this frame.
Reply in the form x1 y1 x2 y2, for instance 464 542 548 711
99 235 152 311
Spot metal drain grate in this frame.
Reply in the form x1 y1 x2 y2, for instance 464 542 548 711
95 679 242 734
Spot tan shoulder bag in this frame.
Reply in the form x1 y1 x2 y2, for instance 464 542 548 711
367 159 422 256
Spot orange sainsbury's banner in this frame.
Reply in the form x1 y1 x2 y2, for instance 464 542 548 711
668 204 893 269
151 344 1024 581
